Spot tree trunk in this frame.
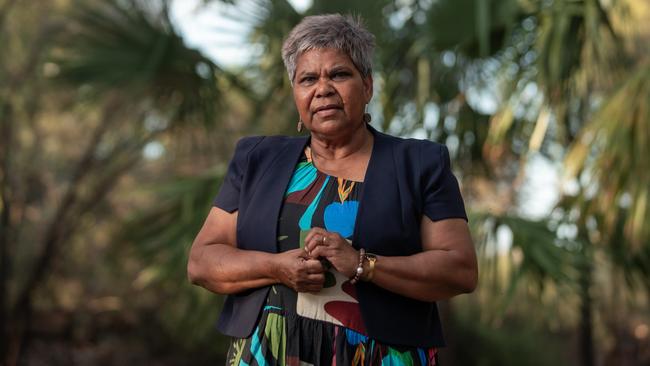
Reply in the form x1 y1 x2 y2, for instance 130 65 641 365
6 97 120 364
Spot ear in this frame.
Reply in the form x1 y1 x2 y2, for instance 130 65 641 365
363 74 373 103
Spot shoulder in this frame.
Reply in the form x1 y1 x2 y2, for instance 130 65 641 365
233 134 304 156
233 135 264 153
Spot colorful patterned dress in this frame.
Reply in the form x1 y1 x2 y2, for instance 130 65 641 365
225 147 438 366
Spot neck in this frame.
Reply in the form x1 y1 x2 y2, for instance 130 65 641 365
309 124 372 160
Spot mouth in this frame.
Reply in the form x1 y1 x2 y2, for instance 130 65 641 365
313 104 342 113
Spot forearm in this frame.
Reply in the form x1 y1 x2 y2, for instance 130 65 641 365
367 249 477 302
188 243 279 295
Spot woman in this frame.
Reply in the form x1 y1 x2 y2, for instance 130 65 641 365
188 14 477 365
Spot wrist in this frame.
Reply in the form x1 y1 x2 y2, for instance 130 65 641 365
267 252 283 284
349 248 365 284
361 253 377 282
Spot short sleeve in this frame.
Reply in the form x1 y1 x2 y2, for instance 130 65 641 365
421 142 468 222
213 136 264 212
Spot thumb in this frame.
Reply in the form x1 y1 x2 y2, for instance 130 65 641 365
296 248 310 259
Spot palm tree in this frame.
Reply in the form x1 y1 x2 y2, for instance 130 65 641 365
481 1 649 364
0 0 239 363
32 0 646 364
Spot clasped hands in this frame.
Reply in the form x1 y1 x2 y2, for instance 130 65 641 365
275 227 359 293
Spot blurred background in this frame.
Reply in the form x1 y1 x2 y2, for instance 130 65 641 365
1 0 649 365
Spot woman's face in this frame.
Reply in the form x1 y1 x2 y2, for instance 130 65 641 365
292 48 373 138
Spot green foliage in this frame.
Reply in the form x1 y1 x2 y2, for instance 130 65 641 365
470 212 585 317
486 0 625 151
52 0 229 127
427 0 520 58
116 170 227 352
564 63 650 252
3 0 650 363
449 305 571 366
116 0 650 362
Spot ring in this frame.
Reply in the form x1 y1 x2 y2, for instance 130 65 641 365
322 236 327 244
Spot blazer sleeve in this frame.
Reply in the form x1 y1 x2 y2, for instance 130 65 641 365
420 142 468 222
213 136 264 212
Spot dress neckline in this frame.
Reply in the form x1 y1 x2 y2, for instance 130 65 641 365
303 145 365 184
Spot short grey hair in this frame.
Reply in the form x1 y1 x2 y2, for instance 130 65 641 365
281 14 375 83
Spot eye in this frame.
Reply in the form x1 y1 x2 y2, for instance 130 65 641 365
332 71 351 80
299 75 317 84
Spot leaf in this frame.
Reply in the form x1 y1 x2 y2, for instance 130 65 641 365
52 0 232 127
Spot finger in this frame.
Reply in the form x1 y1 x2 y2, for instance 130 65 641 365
326 238 354 256
297 250 310 260
308 273 325 284
304 236 316 253
300 285 323 293
304 227 327 244
302 279 325 293
305 235 323 252
328 234 349 249
304 259 325 273
309 245 329 259
311 233 334 253
319 246 337 260
304 234 325 253
296 275 324 291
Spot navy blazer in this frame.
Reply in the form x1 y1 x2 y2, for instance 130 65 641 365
213 125 467 347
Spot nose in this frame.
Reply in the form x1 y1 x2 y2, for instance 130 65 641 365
315 78 335 98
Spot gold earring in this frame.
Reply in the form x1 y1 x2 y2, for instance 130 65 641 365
297 120 304 132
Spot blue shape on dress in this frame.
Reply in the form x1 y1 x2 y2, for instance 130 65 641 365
263 305 283 312
286 162 317 195
246 326 268 366
324 201 359 239
418 348 427 365
345 328 368 345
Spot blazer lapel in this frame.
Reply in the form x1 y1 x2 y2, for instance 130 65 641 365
248 127 397 254
252 136 309 253
352 125 399 250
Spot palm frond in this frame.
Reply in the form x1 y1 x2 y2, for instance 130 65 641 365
113 169 227 348
470 211 585 319
426 0 520 58
564 62 650 252
51 0 231 127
